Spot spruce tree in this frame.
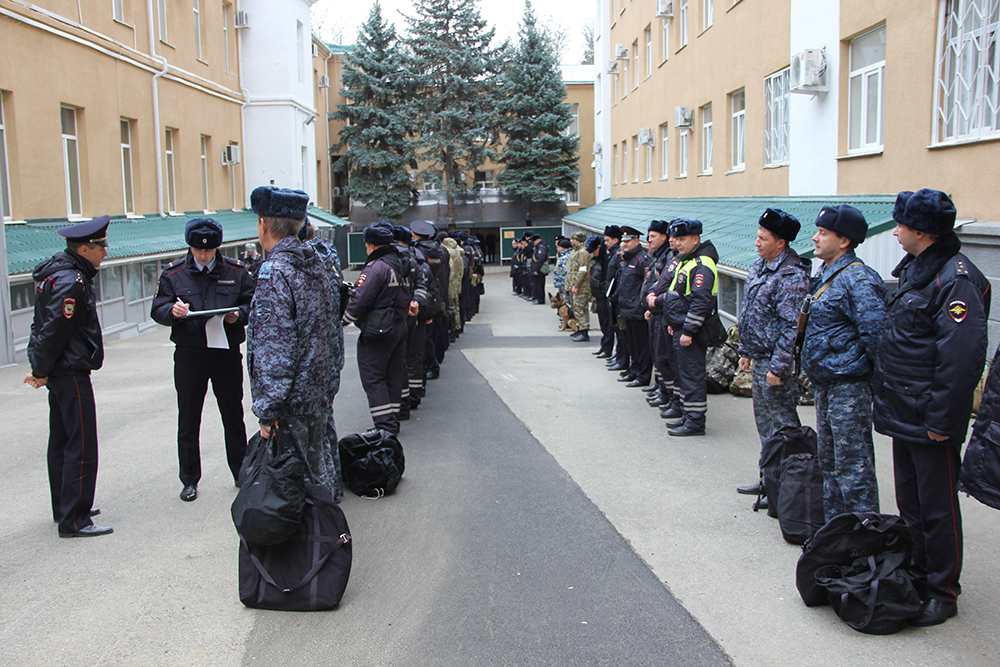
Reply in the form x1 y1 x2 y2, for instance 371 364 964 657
497 0 579 221
331 3 415 223
403 0 504 225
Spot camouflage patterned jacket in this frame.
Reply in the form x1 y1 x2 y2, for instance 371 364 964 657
737 247 810 379
565 246 593 294
553 248 571 291
303 237 345 397
247 236 336 422
442 238 464 302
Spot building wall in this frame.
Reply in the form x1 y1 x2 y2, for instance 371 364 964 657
565 79 596 213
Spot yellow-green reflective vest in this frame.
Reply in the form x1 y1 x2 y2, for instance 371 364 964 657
669 255 719 296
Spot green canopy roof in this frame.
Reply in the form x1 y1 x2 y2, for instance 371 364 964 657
564 195 898 272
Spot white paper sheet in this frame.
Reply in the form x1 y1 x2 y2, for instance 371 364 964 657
205 315 229 349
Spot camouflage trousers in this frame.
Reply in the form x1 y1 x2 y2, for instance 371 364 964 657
814 380 880 523
752 357 802 469
572 291 591 330
279 408 343 504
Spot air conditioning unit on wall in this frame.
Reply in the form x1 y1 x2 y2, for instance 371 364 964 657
234 11 249 28
638 128 655 146
606 60 619 74
790 49 828 94
593 142 602 154
674 106 693 130
615 44 629 60
656 0 675 18
222 145 241 165
318 75 330 88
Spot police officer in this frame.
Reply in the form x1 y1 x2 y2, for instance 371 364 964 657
399 226 435 410
663 219 720 436
344 224 416 435
801 205 885 522
616 225 654 387
412 220 447 379
735 209 811 497
529 233 549 305
566 231 593 342
588 235 611 355
25 216 113 537
642 220 675 403
874 189 991 626
248 186 341 500
151 218 254 502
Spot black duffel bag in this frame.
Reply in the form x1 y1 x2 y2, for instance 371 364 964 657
757 425 817 518
239 482 352 611
815 550 921 634
777 453 825 545
232 431 306 546
338 429 405 498
796 512 913 607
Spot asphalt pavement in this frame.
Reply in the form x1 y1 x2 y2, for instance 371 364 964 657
1 270 999 666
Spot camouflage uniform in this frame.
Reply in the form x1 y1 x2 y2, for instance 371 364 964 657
303 237 345 398
737 247 811 468
565 245 592 330
247 235 342 502
553 247 571 295
442 238 464 332
801 250 886 522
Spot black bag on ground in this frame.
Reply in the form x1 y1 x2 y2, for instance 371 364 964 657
232 432 307 546
757 425 817 519
239 483 352 611
815 550 921 634
338 429 405 498
796 512 913 607
777 453 825 545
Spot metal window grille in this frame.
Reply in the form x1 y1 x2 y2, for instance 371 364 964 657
764 68 790 166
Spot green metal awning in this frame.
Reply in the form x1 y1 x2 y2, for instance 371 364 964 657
564 195 898 272
306 206 351 227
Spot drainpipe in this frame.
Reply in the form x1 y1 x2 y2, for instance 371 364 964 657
147 0 167 218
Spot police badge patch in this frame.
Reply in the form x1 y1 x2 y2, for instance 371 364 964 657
62 298 76 318
258 260 273 281
256 300 272 323
948 298 968 323
694 274 705 288
357 274 367 287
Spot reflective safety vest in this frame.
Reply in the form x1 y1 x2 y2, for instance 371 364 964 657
669 255 719 295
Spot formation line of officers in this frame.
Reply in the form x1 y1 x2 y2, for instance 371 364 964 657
24 185 483 539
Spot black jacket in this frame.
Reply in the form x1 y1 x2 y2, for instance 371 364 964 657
617 245 653 320
873 233 991 443
663 240 720 334
530 240 549 274
28 250 104 377
960 343 1000 510
415 238 447 306
590 245 608 297
606 242 623 303
345 245 411 326
150 251 255 351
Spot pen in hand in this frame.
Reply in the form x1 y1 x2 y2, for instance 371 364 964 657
172 297 190 318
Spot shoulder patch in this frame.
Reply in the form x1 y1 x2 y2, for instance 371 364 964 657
948 298 968 323
62 298 76 318
693 274 705 288
357 273 367 287
258 260 273 281
256 299 272 323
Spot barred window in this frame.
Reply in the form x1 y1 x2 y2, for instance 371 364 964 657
764 68 790 166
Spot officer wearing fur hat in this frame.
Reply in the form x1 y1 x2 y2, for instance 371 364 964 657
529 234 550 305
151 217 255 502
735 209 811 498
604 225 629 370
616 226 654 387
248 186 342 501
25 216 113 537
642 220 676 405
565 231 593 341
411 220 447 379
874 189 991 627
801 205 885 522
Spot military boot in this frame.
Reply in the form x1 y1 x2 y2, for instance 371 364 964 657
571 330 590 342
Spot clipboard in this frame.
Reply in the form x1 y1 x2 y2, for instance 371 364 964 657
183 307 240 317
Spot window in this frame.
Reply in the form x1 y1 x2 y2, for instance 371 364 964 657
623 53 629 97
613 145 618 184
661 18 670 62
563 180 580 206
301 146 308 192
193 0 202 59
848 26 886 152
0 93 11 220
645 27 652 77
474 170 495 189
223 4 230 73
764 68 790 166
165 128 177 213
633 40 640 89
633 135 639 182
297 21 305 84
678 130 688 177
680 0 689 47
935 0 999 144
564 103 580 136
613 73 618 104
101 265 124 302
10 281 35 311
113 0 124 22
120 119 134 214
701 103 713 174
622 141 628 183
645 143 653 182
731 90 745 170
158 0 168 42
200 135 210 211
703 0 713 31
61 107 82 217
660 123 669 178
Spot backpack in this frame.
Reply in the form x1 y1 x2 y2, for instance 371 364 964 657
814 550 921 634
338 429 405 498
796 512 913 607
776 453 825 545
757 425 817 519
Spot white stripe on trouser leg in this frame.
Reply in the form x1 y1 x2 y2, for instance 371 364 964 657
370 403 393 417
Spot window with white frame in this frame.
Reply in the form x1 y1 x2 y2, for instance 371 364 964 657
613 73 618 104
623 54 629 97
564 103 580 136
0 93 11 220
764 68 790 166
661 18 670 61
633 39 640 89
680 0 689 47
113 0 124 22
645 143 653 182
613 145 618 184
563 179 580 206
645 27 652 77
623 141 628 183
633 135 639 181
474 170 495 189
61 107 82 217
701 103 713 174
165 128 177 213
223 4 230 73
935 0 999 144
120 119 134 214
193 0 202 59
731 90 745 170
660 122 669 178
678 130 688 177
703 0 713 31
158 0 168 42
200 135 210 211
849 26 886 152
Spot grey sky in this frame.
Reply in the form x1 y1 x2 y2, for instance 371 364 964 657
311 0 596 64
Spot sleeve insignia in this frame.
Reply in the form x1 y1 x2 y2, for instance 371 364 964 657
256 299 272 323
948 298 968 323
694 274 705 288
357 273 367 287
258 260 273 281
62 298 76 318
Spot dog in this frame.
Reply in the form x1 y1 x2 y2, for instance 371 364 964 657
548 291 566 309
557 302 579 331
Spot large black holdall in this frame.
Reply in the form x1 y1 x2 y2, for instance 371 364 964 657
757 425 817 519
232 432 306 546
776 453 825 545
239 482 352 611
814 550 921 634
338 429 405 498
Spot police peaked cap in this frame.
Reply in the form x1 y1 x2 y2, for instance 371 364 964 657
814 205 867 244
758 208 800 242
185 217 223 249
59 215 110 247
604 225 622 239
250 185 309 220
897 188 957 236
364 222 394 245
669 218 703 237
647 219 670 235
620 226 643 239
410 219 436 237
585 235 603 252
392 225 413 244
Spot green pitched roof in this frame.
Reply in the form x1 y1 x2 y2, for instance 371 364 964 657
307 206 351 227
564 195 898 272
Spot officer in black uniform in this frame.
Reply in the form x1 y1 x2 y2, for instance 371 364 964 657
151 218 255 502
616 225 654 387
529 234 549 304
25 215 113 537
412 220 446 380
